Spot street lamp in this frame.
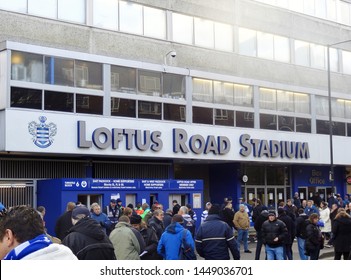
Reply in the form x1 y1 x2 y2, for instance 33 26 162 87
327 39 351 188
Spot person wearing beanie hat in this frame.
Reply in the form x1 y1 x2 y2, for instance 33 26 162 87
62 205 116 260
157 214 195 260
195 204 240 260
103 198 122 236
261 209 288 260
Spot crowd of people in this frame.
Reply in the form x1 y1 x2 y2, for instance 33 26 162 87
0 193 350 260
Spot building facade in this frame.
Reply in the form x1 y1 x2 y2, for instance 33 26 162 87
0 0 351 211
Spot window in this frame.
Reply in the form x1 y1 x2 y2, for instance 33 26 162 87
236 111 254 128
260 114 277 130
76 94 103 115
44 91 73 112
194 17 214 48
58 0 85 24
119 1 143 35
11 87 42 109
214 81 233 105
259 88 276 110
274 35 290 63
238 28 256 56
164 104 186 122
278 116 294 132
339 1 351 25
172 13 193 44
138 101 161 120
163 73 185 99
192 78 213 102
214 22 233 51
234 84 253 106
317 120 345 136
93 0 118 30
75 60 103 90
296 117 311 133
111 66 136 93
144 6 166 39
315 96 329 116
193 107 213 124
138 70 161 96
342 50 351 75
28 0 57 18
310 44 326 69
111 97 136 118
332 99 345 118
0 0 27 12
45 56 74 86
11 51 43 83
294 92 310 114
215 109 234 126
295 40 310 67
277 90 294 112
257 32 274 60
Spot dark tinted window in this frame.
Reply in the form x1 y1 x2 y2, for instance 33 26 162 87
193 107 213 124
44 91 73 112
236 111 254 128
76 94 103 115
111 98 136 118
11 87 42 109
164 103 186 122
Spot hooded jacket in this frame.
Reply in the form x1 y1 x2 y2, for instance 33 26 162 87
62 217 115 260
157 222 194 260
332 214 351 253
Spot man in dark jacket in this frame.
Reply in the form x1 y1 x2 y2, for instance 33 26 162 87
62 206 116 260
104 199 121 236
254 209 268 260
195 204 240 260
295 208 309 260
261 210 288 260
277 208 295 260
148 209 165 240
54 201 76 240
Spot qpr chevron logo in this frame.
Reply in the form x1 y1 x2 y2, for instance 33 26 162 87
28 116 57 148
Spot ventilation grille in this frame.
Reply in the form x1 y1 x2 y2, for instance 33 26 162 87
0 181 34 208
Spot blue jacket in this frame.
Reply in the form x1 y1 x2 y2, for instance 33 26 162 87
195 214 240 260
157 222 194 260
91 212 111 234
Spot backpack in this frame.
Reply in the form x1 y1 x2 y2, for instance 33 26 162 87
178 230 196 260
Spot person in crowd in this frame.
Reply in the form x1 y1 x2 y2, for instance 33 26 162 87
140 203 151 221
327 194 338 209
178 206 196 238
55 201 76 240
62 205 115 260
144 203 159 224
347 202 351 215
157 214 194 260
221 197 233 210
283 199 298 222
122 206 133 218
126 203 136 214
336 194 344 208
0 205 77 260
305 213 322 260
104 199 121 236
109 215 145 260
261 210 288 260
37 206 46 219
254 209 269 260
130 214 159 260
252 199 266 223
295 208 309 260
116 198 124 214
319 201 331 243
147 209 165 240
163 209 173 228
90 202 111 235
332 209 351 260
277 208 295 260
304 200 319 216
135 202 144 216
300 199 307 211
172 200 181 216
311 192 322 208
220 200 235 230
293 192 301 209
201 202 212 224
326 202 339 247
343 194 350 207
186 203 197 223
195 203 240 260
233 204 251 253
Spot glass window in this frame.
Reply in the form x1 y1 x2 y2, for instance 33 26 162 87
339 1 351 25
317 120 345 136
329 47 339 72
260 113 277 130
278 116 294 132
294 40 310 67
11 87 42 109
276 0 289 8
28 0 57 18
0 0 27 12
192 78 213 102
163 73 185 99
347 123 351 137
332 99 345 118
327 0 337 21
234 84 253 106
310 44 326 69
194 17 214 48
316 119 330 135
111 97 136 118
238 28 257 56
93 0 118 30
274 35 290 63
277 90 294 112
245 165 265 185
11 51 43 83
214 22 233 52
138 70 161 96
259 88 276 110
119 0 142 34
303 0 315 15
44 91 73 112
193 107 213 124
236 111 254 128
138 101 162 120
315 96 329 116
111 65 136 93
257 32 274 60
214 81 233 105
345 100 351 118
58 0 85 23
296 117 311 133
342 50 351 75
294 92 310 114
215 109 234 126
45 56 74 87
172 13 193 44
289 0 303 12
267 166 286 185
75 60 103 90
334 121 345 136
76 94 103 115
315 0 327 18
144 6 166 39
164 104 186 122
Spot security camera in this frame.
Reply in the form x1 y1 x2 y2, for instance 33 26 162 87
169 51 177 58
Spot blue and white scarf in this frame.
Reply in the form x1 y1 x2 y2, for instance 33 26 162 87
4 234 52 260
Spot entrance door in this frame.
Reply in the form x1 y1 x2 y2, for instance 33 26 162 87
246 187 265 205
246 187 285 211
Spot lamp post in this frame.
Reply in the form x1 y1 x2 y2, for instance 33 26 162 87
327 39 351 189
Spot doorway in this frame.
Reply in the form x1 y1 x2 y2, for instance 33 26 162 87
246 186 286 211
